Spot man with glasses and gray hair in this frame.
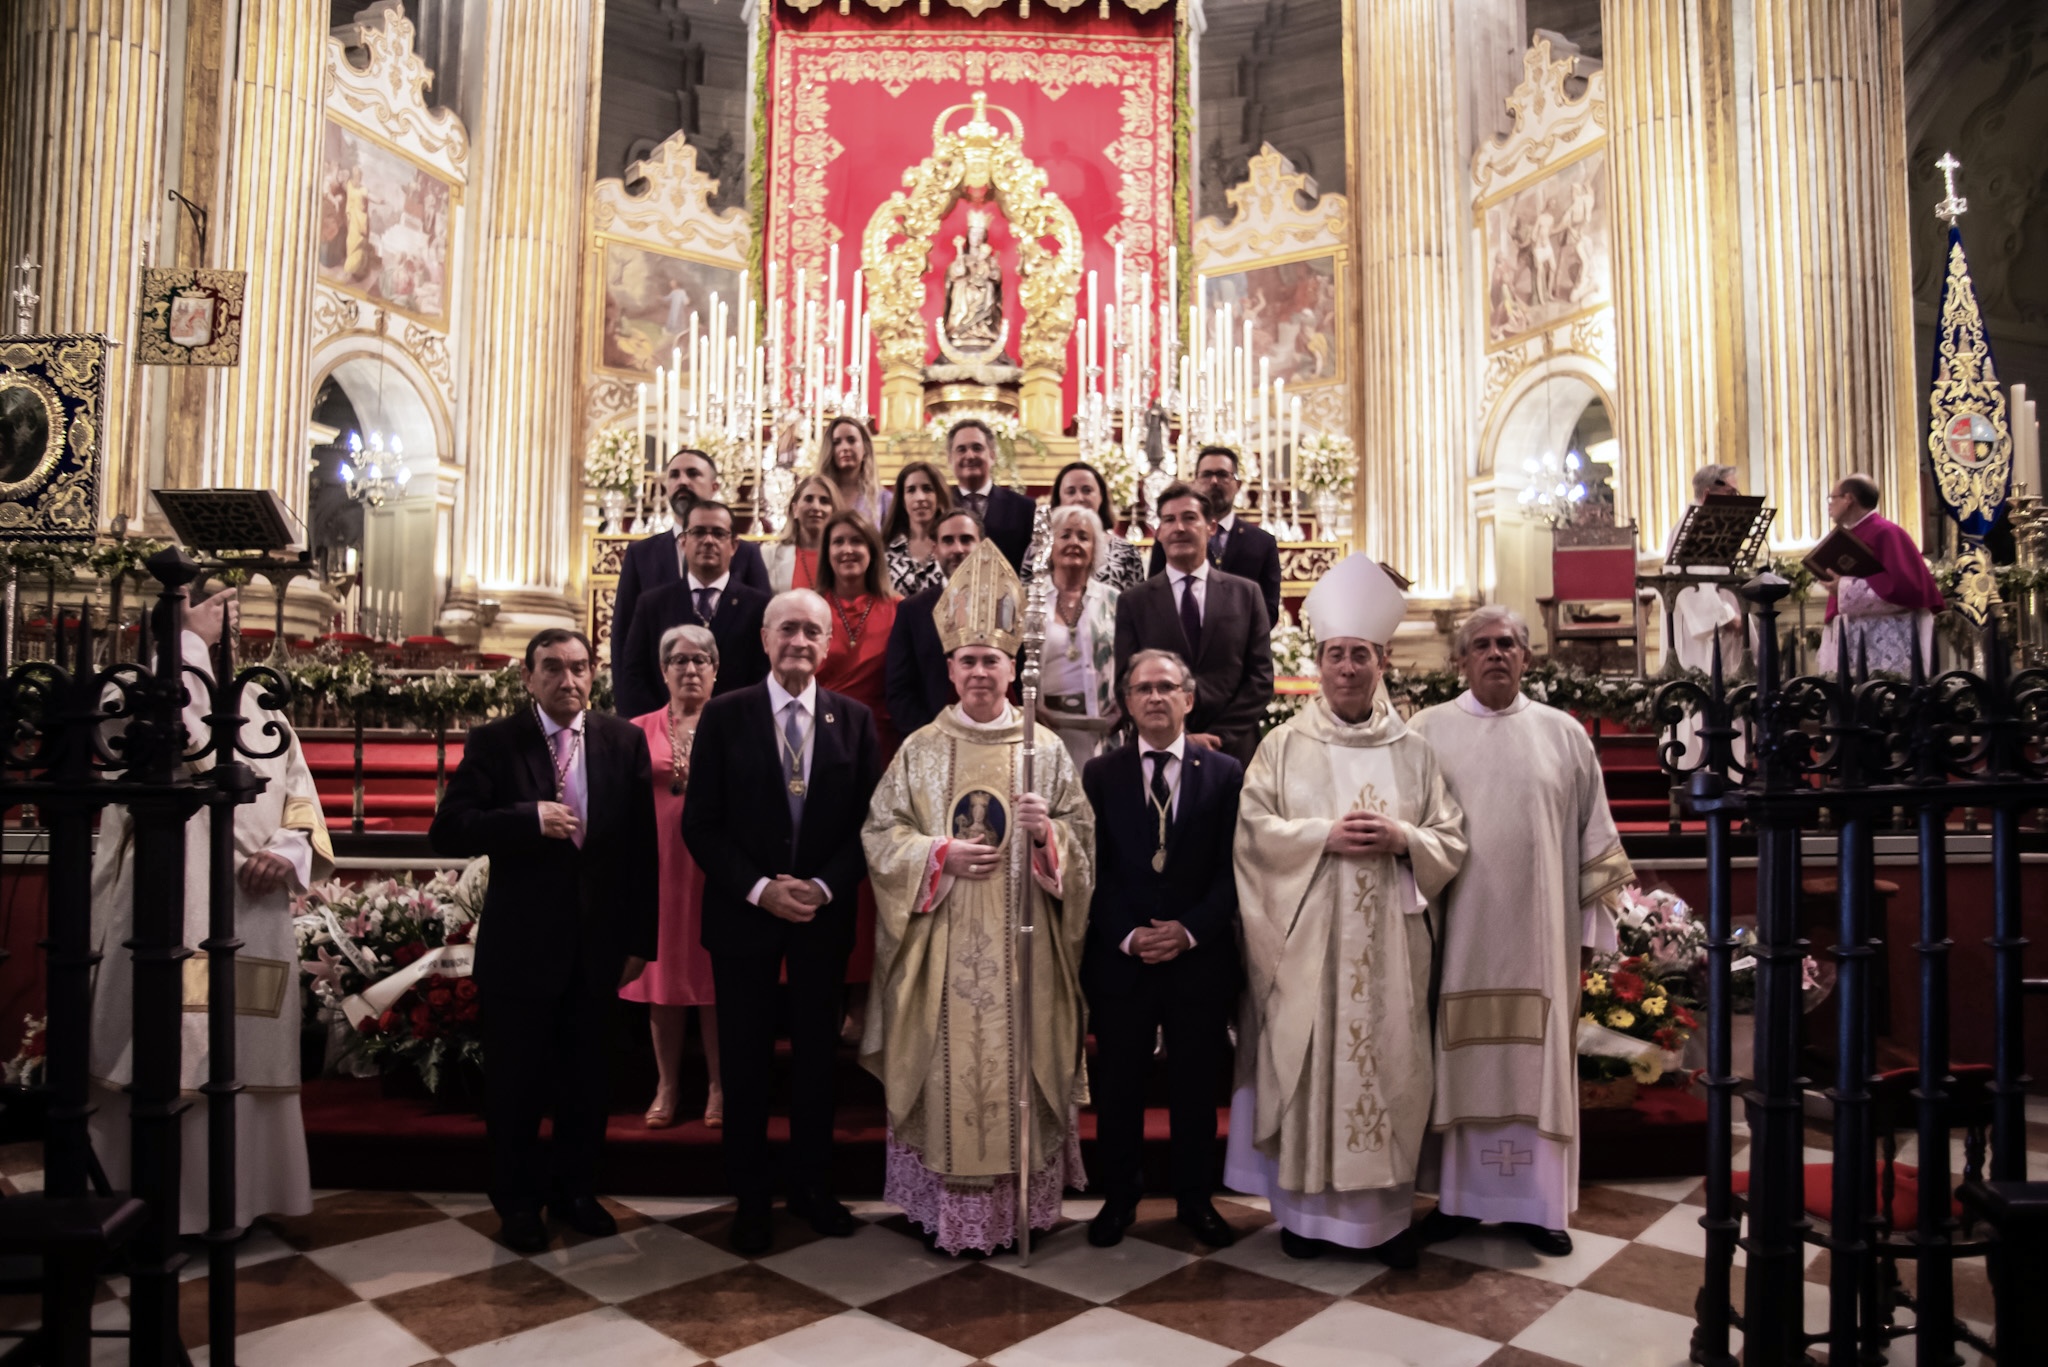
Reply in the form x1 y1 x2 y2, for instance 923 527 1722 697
1082 648 1246 1251
616 499 770 717
1409 605 1633 1257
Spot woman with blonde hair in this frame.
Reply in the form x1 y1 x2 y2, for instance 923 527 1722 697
816 416 889 527
764 473 843 591
1037 502 1122 769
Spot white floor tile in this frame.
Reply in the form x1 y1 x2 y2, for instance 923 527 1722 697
844 1199 901 1220
1585 1176 1703 1204
985 1220 1196 1303
755 1222 959 1307
1431 1224 1628 1286
416 1190 494 1217
448 1306 706 1366
1633 1202 1821 1269
614 1195 733 1220
535 1222 742 1304
721 1309 972 1367
1253 1300 1496 1367
989 1305 1242 1367
305 1215 518 1299
1204 1223 1389 1297
1512 1289 1699 1367
191 1302 439 1367
1060 1198 1105 1222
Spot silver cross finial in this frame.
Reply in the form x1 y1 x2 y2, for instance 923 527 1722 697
10 255 40 334
1935 151 1967 225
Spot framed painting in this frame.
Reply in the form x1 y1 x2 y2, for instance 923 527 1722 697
317 116 459 325
0 336 106 542
1199 250 1345 389
591 236 746 381
1480 147 1610 351
137 267 247 366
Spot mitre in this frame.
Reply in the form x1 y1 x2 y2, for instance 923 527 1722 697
1303 552 1406 645
935 538 1023 656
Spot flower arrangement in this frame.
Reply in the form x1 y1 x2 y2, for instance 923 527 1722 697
281 657 613 730
1579 954 1697 1085
1264 607 1317 728
584 426 643 494
1293 432 1356 501
913 409 1047 490
1615 886 1709 991
2 1016 46 1088
296 866 488 1094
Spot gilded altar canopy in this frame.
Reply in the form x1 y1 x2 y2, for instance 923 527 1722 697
935 538 1023 656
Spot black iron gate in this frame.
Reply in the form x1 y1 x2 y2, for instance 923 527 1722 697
1658 574 2043 1365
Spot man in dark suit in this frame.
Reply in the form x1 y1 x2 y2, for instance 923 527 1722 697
615 500 770 716
612 447 771 666
429 629 658 1254
883 507 984 737
684 589 882 1256
945 418 1034 570
1084 648 1244 1250
1116 483 1274 766
1147 446 1284 627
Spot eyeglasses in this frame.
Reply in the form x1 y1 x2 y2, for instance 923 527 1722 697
684 526 732 541
1128 681 1188 698
665 654 715 670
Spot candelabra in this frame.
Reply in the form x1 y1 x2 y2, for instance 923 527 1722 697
1518 448 1589 526
338 431 413 508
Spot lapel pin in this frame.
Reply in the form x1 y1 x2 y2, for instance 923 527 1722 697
823 712 834 724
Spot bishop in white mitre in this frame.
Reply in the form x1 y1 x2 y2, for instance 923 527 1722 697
88 589 333 1233
1411 605 1633 1255
1224 555 1467 1266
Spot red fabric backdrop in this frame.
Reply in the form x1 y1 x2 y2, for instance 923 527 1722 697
764 5 1178 430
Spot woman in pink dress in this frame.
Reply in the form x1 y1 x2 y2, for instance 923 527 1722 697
621 623 722 1129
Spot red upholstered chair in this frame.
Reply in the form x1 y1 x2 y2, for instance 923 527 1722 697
1537 521 1648 675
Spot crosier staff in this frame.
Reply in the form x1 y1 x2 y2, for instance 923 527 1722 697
1012 505 1051 1265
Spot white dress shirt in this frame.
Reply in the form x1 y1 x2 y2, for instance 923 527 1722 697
1122 731 1195 955
747 674 833 907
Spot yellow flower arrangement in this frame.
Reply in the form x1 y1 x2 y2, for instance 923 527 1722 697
1642 995 1666 1017
1605 1007 1635 1030
1584 973 1609 996
1630 1054 1664 1085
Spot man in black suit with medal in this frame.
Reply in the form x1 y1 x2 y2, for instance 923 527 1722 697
945 418 1034 571
1146 446 1284 628
1083 648 1244 1250
883 507 984 737
684 589 882 1255
1116 482 1275 766
615 500 770 717
613 447 772 664
430 629 659 1253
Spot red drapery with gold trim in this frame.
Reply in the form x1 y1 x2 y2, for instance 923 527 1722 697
763 4 1179 431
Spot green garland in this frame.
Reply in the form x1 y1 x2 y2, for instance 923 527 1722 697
281 658 614 730
0 538 175 587
1173 9 1194 346
748 4 772 315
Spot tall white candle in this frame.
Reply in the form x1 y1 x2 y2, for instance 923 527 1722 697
1086 271 1099 388
637 381 647 467
655 366 667 460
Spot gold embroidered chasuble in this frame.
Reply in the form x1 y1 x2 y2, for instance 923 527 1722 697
1411 692 1633 1144
860 704 1094 1182
1233 694 1467 1196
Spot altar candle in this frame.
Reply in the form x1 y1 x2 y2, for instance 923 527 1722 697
827 242 840 360
1290 394 1302 497
1272 375 1286 480
1167 245 1178 360
654 366 667 459
1138 271 1152 404
1086 270 1099 385
848 268 863 391
636 381 647 467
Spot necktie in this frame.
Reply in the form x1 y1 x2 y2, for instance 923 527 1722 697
694 586 717 621
1178 574 1203 660
552 724 586 848
1146 750 1173 813
962 489 988 516
781 701 808 834
1209 525 1226 566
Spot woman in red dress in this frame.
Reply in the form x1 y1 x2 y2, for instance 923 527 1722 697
620 624 722 1129
812 510 896 1011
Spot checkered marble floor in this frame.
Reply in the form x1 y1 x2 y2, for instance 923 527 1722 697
3 1101 2043 1367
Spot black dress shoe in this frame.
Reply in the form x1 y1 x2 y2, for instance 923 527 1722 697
1416 1208 1479 1246
547 1195 617 1240
1279 1228 1327 1260
730 1205 774 1256
1175 1199 1236 1248
498 1209 549 1255
1369 1225 1419 1270
1088 1198 1138 1248
786 1191 857 1237
1512 1223 1573 1257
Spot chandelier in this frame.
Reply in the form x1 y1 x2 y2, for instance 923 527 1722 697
339 429 412 507
1517 447 1588 526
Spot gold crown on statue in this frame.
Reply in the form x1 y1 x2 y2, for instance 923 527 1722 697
935 539 1023 656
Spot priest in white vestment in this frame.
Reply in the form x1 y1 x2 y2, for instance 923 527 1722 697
1411 605 1633 1256
88 588 334 1233
861 540 1096 1255
1225 555 1467 1266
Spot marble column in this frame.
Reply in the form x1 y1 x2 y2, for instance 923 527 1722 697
199 0 328 513
1601 0 1741 555
456 4 592 625
0 0 171 525
1351 0 1471 599
1746 0 1918 545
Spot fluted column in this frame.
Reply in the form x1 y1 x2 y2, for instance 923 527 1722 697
1351 0 1470 599
0 0 170 525
201 1 327 513
457 5 591 612
1601 0 1739 555
1747 0 1917 545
